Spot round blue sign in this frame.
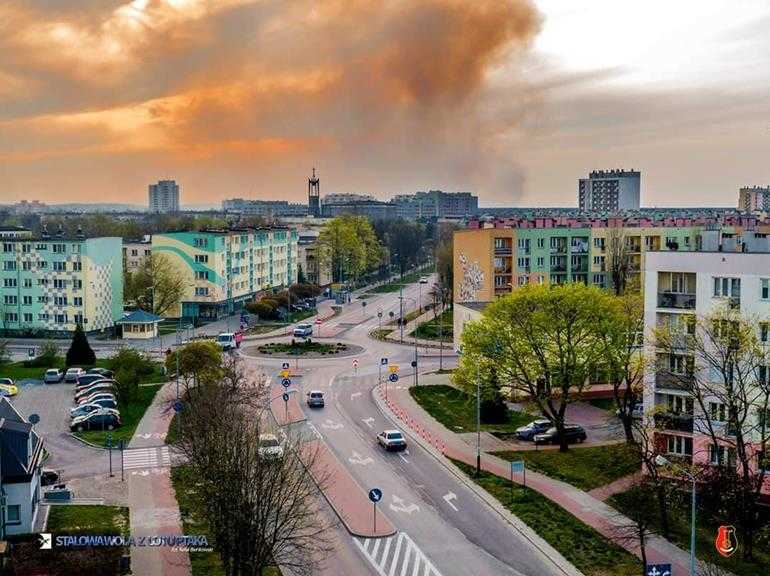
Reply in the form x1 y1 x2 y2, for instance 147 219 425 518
282 392 290 402
368 488 382 503
28 413 40 425
281 378 291 388
173 401 184 413
388 373 399 382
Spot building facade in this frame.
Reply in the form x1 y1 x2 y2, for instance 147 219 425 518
1 231 123 335
152 228 298 320
643 250 770 498
297 230 332 287
578 169 641 212
122 238 152 273
392 191 478 220
148 180 180 213
738 186 770 213
222 198 308 217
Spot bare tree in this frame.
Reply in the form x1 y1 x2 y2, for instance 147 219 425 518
610 480 660 575
606 226 632 296
655 306 770 560
171 352 333 575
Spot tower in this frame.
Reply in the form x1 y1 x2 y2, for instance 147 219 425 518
308 168 320 217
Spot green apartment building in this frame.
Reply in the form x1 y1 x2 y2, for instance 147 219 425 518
0 227 123 335
152 228 299 320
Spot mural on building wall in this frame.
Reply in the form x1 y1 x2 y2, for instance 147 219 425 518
458 253 484 302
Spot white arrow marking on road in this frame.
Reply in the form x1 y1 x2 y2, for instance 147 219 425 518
351 392 362 399
389 494 419 515
131 470 150 477
307 422 322 440
443 492 458 512
348 451 374 466
362 417 375 428
398 452 410 464
321 419 343 430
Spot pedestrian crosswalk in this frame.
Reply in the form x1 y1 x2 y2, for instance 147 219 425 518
121 446 172 471
354 532 443 576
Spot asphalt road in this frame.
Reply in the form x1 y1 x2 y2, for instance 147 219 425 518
243 278 570 576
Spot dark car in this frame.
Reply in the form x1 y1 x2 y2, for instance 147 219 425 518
70 411 122 432
76 374 111 387
533 425 587 446
87 367 114 379
515 419 552 441
41 469 60 487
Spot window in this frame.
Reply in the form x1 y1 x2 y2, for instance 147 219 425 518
37 296 48 304
23 313 32 323
6 505 20 524
593 237 605 249
74 314 84 325
536 257 544 267
5 313 17 323
193 237 209 248
23 279 31 288
37 279 48 287
22 296 32 306
593 273 605 285
72 244 80 254
3 261 16 271
713 277 740 298
667 395 693 415
758 451 770 473
22 261 31 271
195 271 209 280
53 261 66 272
517 276 528 286
38 313 49 321
131 249 138 256
73 279 82 290
52 244 66 254
38 261 47 269
517 238 530 252
763 278 770 300
53 279 67 289
55 314 68 324
709 401 726 422
4 295 17 305
669 354 691 375
194 255 209 263
667 435 693 456
762 323 769 343
517 257 530 269
74 297 83 306
3 278 17 288
537 276 545 285
35 243 47 250
195 287 209 296
709 444 736 467
54 296 68 306
72 262 82 272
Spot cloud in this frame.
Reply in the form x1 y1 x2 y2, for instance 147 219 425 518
0 0 541 203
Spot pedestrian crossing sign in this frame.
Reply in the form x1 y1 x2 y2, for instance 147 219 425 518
388 365 399 373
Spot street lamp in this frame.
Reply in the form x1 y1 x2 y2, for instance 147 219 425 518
655 455 697 576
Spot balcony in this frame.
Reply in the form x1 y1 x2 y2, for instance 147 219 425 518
551 265 567 273
655 372 694 391
549 245 567 254
654 412 694 433
494 245 512 255
658 292 696 310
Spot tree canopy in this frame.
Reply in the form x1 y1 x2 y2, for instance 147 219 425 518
124 253 186 316
317 215 384 284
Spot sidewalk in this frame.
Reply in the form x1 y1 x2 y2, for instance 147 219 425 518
380 380 694 575
382 306 454 350
127 381 190 576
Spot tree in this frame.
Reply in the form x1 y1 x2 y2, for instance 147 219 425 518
124 253 185 316
654 306 770 560
599 292 646 443
65 324 95 367
317 215 383 284
107 348 156 403
457 283 611 451
610 480 660 575
606 226 632 296
171 355 332 575
297 263 307 285
435 222 459 305
165 340 223 386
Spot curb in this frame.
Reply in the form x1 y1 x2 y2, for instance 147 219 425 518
68 432 112 450
371 384 584 576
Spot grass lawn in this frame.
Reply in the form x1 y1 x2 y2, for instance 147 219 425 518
172 465 281 576
75 383 163 446
410 384 532 434
369 328 392 340
366 266 431 294
47 505 129 536
610 486 770 576
411 308 453 341
257 341 348 356
587 398 616 412
451 459 639 576
493 444 642 491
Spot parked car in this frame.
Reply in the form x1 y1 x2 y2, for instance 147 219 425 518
615 402 645 420
515 419 552 441
41 469 60 487
70 411 122 432
86 367 114 379
76 392 117 407
75 377 117 392
70 403 120 419
64 367 85 383
76 374 111 387
306 390 325 408
293 323 313 338
216 332 238 351
419 276 429 284
74 383 117 403
533 425 587 446
257 434 284 459
44 369 64 384
377 429 407 451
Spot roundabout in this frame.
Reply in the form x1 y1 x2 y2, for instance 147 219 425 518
241 338 365 359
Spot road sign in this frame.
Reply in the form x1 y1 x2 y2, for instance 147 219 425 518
411 360 417 368
173 401 183 413
645 564 671 576
352 359 358 366
28 413 40 425
381 357 388 365
377 311 382 318
388 365 399 373
368 488 382 503
716 525 738 557
282 392 290 402
28 348 35 358
282 378 291 388
388 373 399 383
315 318 322 325
282 362 290 369
510 461 525 473
362 301 367 307
280 369 290 379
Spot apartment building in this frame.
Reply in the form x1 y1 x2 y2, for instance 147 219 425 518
297 230 332 287
392 191 478 220
152 228 298 320
122 237 152 273
738 186 770 213
0 228 123 335
578 169 641 212
643 251 770 497
148 180 180 213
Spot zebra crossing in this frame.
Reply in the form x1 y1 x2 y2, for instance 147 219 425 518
354 532 443 576
121 446 172 471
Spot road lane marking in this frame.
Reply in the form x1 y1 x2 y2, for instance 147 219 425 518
362 417 375 428
348 451 374 466
351 392 362 399
398 452 410 464
442 492 458 512
321 419 343 430
307 422 322 439
353 533 442 576
389 494 419 515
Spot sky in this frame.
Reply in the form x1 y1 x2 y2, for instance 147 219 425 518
2 0 770 207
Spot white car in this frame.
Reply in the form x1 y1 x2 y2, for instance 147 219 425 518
76 392 117 407
377 429 407 451
216 333 237 351
75 383 117 403
419 276 429 284
44 369 64 384
293 324 313 338
64 367 85 383
258 434 284 459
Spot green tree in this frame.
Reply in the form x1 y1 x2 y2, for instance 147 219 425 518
124 253 185 316
66 324 96 367
457 283 611 451
108 348 157 403
317 215 383 284
166 341 223 385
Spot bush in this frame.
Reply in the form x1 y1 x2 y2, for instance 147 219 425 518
245 301 278 320
107 348 156 403
24 340 60 368
65 324 96 367
480 396 509 424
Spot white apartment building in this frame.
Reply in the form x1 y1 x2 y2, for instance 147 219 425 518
578 169 640 212
148 180 180 213
643 250 770 497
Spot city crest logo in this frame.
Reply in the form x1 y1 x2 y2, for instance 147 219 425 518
715 525 738 557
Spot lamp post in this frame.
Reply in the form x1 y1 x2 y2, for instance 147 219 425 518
656 455 697 575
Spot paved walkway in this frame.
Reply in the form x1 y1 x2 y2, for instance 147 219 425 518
127 381 190 576
588 471 644 502
380 380 694 575
381 306 454 350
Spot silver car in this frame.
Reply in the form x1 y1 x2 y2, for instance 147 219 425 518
306 390 325 408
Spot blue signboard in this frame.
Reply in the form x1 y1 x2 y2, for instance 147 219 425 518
368 488 382 503
645 564 671 576
282 392 290 402
510 461 525 473
282 378 291 388
173 401 184 413
388 373 399 383
381 357 388 365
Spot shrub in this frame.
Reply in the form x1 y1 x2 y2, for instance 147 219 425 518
107 348 157 403
24 340 60 368
65 324 95 367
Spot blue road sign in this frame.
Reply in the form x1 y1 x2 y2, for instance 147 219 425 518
173 401 183 413
511 460 525 473
388 373 399 383
381 357 388 365
368 488 382 503
411 360 417 368
282 392 290 402
28 413 40 425
282 362 290 369
282 378 291 388
645 564 671 576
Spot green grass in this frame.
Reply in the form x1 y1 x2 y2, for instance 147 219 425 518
365 266 431 294
409 384 532 434
610 486 769 576
47 505 129 536
172 465 281 576
411 308 453 341
451 459 639 576
587 398 616 411
75 384 163 446
257 341 348 356
493 444 641 491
